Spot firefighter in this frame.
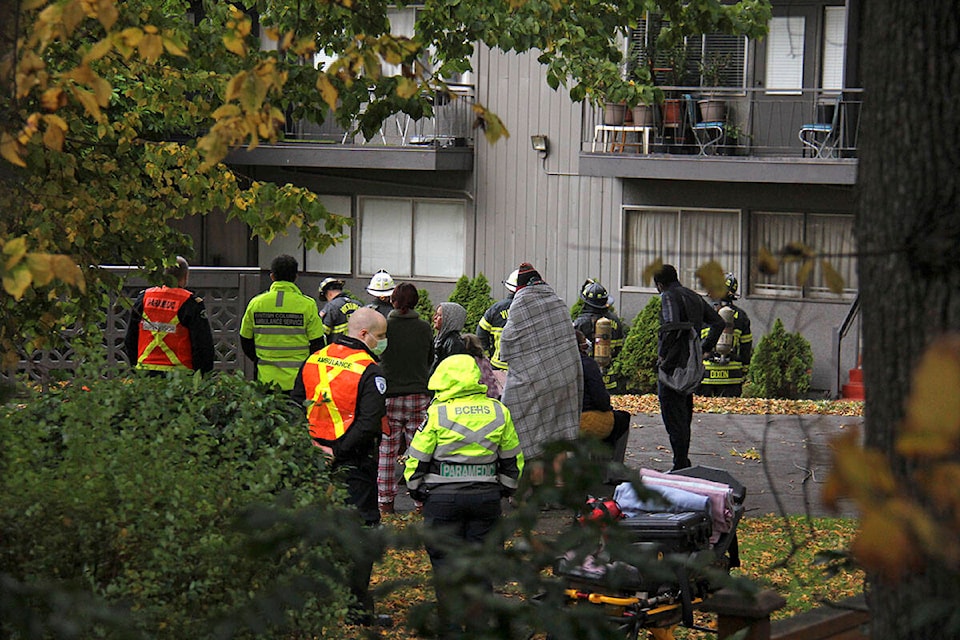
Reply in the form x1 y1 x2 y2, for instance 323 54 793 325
573 279 628 390
365 269 396 318
404 354 523 635
291 307 390 626
699 273 753 397
123 256 214 374
476 269 518 374
318 276 362 343
239 255 324 392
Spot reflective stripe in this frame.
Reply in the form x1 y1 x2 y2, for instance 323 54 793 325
303 345 375 441
434 403 506 460
252 326 313 335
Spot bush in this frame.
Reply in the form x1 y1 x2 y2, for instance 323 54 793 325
448 273 495 333
746 318 814 399
415 288 435 331
608 296 661 394
0 370 357 639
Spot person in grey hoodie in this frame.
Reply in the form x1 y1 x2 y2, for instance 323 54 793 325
430 301 468 375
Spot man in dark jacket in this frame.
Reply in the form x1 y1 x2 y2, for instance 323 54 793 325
653 264 724 471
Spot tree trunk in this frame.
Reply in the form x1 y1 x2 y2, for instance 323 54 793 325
858 1 960 638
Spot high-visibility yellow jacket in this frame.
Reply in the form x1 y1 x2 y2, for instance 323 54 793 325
405 354 523 496
240 281 324 391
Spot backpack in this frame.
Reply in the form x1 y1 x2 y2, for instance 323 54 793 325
658 321 704 394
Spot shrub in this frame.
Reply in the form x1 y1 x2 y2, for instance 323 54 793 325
0 370 356 639
415 288 435 331
608 296 661 394
747 318 814 399
448 273 495 333
570 297 584 320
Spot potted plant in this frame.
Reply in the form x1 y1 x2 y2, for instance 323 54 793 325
697 53 731 122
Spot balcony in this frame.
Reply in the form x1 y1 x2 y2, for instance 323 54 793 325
226 84 476 172
579 88 862 185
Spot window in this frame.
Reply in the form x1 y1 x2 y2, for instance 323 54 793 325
257 195 353 274
629 15 747 89
821 6 846 90
623 207 741 290
359 197 465 279
765 16 805 94
749 212 857 298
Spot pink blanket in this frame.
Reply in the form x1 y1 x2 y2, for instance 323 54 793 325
638 468 735 543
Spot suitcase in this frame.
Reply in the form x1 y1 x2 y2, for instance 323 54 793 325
619 511 712 553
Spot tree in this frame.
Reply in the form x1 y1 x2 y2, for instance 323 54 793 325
825 2 960 637
0 0 770 369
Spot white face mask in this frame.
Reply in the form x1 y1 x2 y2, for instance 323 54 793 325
373 338 388 356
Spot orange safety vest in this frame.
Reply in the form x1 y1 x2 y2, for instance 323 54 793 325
136 286 194 371
301 343 387 441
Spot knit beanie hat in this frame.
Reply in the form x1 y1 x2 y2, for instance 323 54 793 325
516 262 544 289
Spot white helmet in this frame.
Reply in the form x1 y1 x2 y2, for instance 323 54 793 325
366 269 395 296
503 269 519 294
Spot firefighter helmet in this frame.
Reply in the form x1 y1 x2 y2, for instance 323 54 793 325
724 273 739 300
503 269 519 294
365 269 395 297
580 280 609 309
319 277 345 296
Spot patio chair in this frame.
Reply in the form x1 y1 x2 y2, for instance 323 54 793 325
799 95 842 158
685 94 725 155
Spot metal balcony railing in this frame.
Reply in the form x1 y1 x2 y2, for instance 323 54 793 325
283 83 476 148
583 87 863 158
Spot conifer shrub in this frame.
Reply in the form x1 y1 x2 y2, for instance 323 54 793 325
570 297 584 320
608 296 662 394
746 318 814 399
416 288 435 331
0 370 357 638
448 273 495 332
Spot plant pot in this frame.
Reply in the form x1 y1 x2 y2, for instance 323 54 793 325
661 99 682 126
698 98 726 122
603 102 626 125
631 105 654 127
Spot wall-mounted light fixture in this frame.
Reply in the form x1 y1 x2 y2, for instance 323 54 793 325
530 134 550 157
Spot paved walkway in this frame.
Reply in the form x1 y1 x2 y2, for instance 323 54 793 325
394 412 863 520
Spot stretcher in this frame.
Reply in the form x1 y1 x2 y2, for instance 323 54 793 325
551 466 746 640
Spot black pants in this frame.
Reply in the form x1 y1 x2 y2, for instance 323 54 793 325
658 382 693 471
333 448 380 618
698 382 743 397
422 489 502 632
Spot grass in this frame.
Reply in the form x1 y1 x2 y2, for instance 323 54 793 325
364 512 862 639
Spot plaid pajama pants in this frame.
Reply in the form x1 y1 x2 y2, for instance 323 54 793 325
378 393 432 504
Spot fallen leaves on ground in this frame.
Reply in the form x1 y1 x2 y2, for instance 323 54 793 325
613 394 864 417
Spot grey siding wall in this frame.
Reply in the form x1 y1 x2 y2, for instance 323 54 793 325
473 47 622 306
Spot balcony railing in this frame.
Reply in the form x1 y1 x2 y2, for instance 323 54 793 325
583 87 863 158
283 83 476 148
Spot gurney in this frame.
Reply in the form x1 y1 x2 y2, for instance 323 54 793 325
550 466 747 639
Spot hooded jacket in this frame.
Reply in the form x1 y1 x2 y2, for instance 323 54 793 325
404 355 524 496
430 302 468 374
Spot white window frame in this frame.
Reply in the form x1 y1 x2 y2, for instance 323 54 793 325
358 196 466 279
749 211 857 300
622 206 742 293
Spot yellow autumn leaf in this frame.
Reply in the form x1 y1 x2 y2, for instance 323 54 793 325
120 27 144 47
61 0 85 33
223 32 247 57
94 0 119 30
25 253 55 287
225 72 247 102
279 30 294 51
823 428 896 510
641 258 664 287
899 335 960 453
695 260 726 299
316 74 338 111
396 77 418 99
756 246 778 275
40 87 67 112
72 87 103 120
1 133 26 167
211 104 241 119
917 463 960 518
163 36 188 57
821 258 845 293
2 267 33 300
851 506 922 583
138 33 164 63
83 38 113 64
50 255 85 292
2 236 28 261
44 113 68 131
42 122 65 151
796 258 814 287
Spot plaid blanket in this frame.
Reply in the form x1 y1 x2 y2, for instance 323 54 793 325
500 283 583 459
